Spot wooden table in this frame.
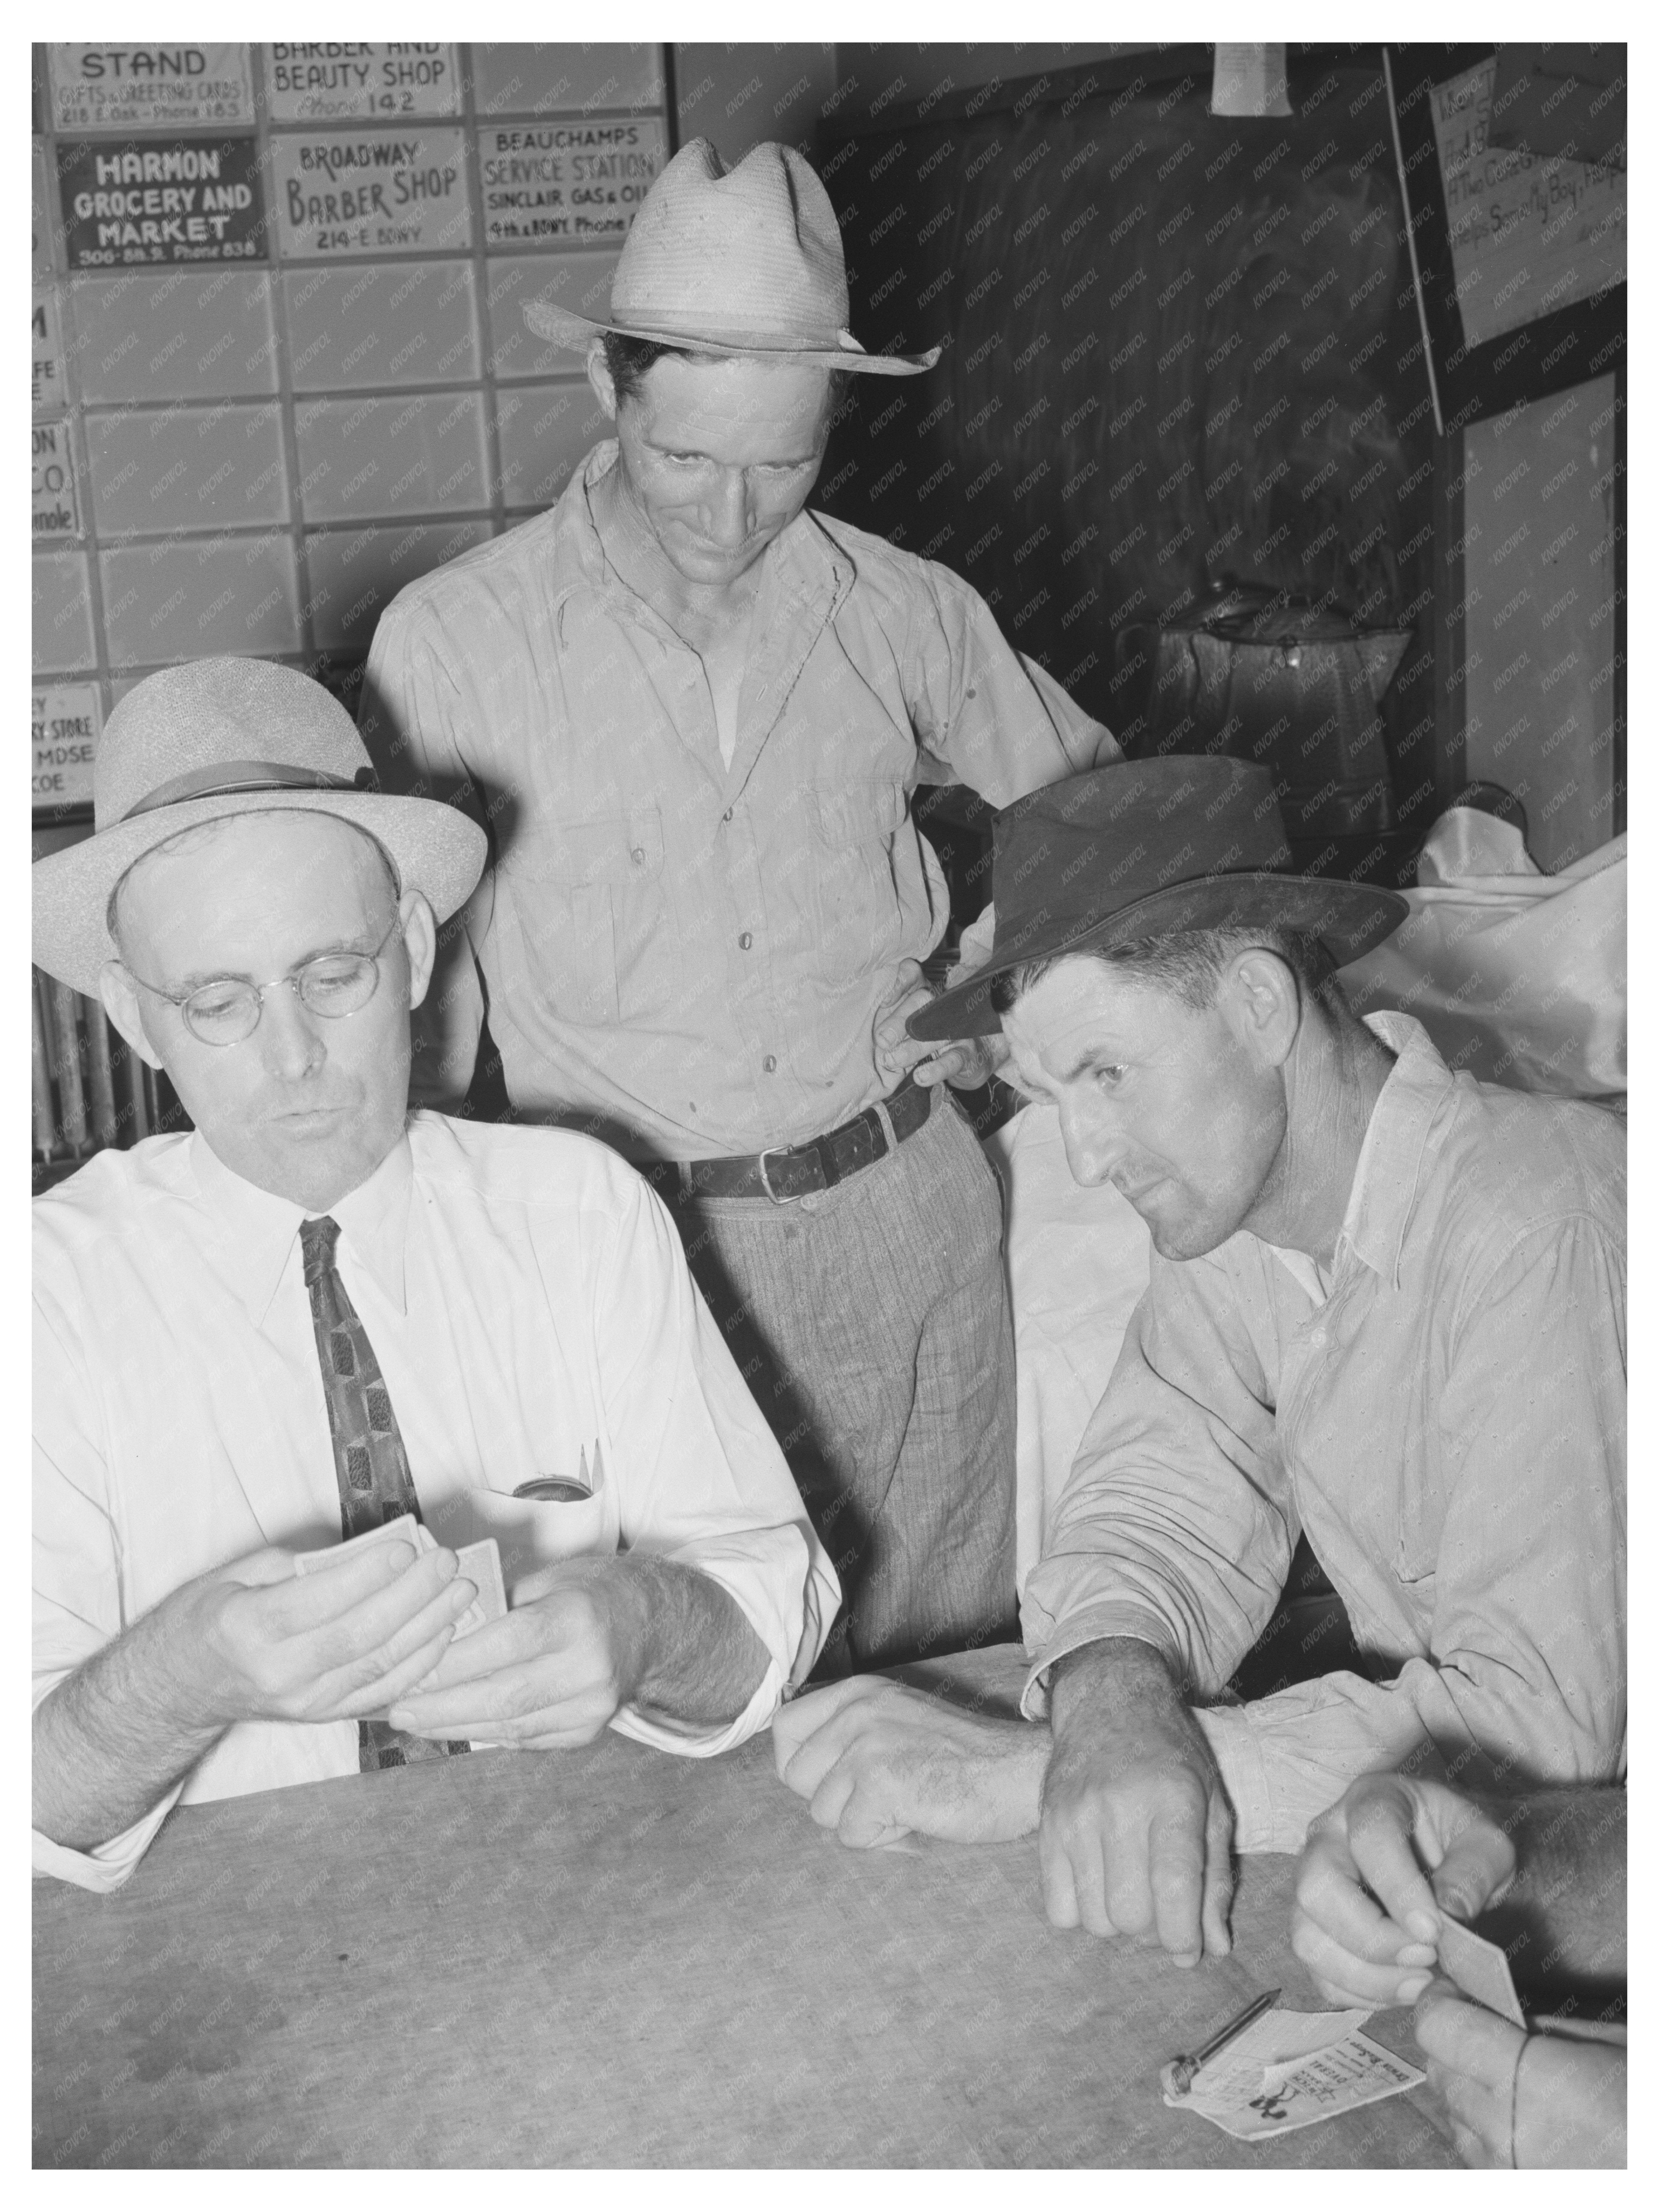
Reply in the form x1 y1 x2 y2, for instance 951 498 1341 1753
33 1649 1457 2168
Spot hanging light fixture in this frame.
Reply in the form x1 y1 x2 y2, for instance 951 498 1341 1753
1210 43 1292 117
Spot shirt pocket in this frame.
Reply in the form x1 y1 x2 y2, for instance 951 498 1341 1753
807 779 911 981
502 802 672 1023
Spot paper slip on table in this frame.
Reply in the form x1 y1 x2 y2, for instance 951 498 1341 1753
33 1646 1457 2168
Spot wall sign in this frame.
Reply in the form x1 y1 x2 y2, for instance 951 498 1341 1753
48 44 256 132
479 117 667 247
32 681 103 812
264 44 462 123
59 137 267 268
1430 57 1626 352
33 141 57 278
33 291 66 416
273 126 474 257
32 421 80 541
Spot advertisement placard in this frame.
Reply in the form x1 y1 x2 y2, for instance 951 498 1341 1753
264 44 462 123
32 421 79 542
34 140 57 279
59 136 267 269
33 291 66 416
273 126 474 257
33 681 103 812
49 44 256 132
480 117 667 248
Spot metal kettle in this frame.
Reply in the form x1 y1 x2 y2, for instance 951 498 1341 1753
1116 585 1411 840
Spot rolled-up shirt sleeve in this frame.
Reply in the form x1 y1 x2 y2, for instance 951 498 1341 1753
903 559 1120 800
1197 1216 1627 1851
1019 1247 1297 1721
588 1174 838 1756
33 1293 183 1893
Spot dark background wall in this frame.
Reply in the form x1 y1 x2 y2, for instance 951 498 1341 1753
808 51 1438 871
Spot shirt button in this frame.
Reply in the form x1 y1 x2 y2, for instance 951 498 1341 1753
721 808 733 823
630 846 646 866
762 1054 777 1073
738 931 753 950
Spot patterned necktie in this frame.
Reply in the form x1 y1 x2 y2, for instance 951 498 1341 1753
298 1214 467 1772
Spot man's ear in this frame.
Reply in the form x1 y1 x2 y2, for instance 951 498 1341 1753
98 961 166 1071
400 890 438 1011
586 339 618 422
1221 948 1302 1071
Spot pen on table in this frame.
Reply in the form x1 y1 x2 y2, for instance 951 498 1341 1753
1168 1987 1282 2095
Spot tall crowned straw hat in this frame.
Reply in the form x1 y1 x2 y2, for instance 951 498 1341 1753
908 757 1407 1042
524 136 939 375
32 657 487 999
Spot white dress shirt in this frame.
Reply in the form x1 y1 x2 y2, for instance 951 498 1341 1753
34 1112 838 1892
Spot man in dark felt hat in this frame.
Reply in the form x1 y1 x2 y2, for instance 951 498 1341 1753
32 658 836 1894
775 756 1625 1964
358 138 1119 1675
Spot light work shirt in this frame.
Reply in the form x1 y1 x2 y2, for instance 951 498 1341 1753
1020 1015 1626 1852
360 440 1115 1158
34 1114 837 1894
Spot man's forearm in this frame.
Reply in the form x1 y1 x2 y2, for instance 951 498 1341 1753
1477 1787 1626 1981
1048 1635 1184 1743
33 1601 224 1851
623 1558 772 1728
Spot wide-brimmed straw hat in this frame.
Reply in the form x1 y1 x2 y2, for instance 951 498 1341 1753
908 756 1407 1042
524 137 939 375
32 658 487 998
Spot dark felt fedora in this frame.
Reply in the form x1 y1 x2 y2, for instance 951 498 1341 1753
907 755 1407 1042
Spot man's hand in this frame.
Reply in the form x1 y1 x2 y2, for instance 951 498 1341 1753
1292 1772 1517 2007
33 1533 476 1853
872 957 1005 1090
172 1536 475 1727
1038 1640 1233 1964
1413 1981 1526 2166
772 1676 1048 1848
1415 1985 1627 2168
386 1557 652 1748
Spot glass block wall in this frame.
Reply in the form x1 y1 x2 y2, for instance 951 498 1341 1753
32 41 669 820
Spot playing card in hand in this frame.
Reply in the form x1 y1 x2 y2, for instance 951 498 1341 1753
1435 1917 1526 2026
451 1538 507 1638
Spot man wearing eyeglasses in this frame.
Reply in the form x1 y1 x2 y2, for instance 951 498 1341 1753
32 657 837 1894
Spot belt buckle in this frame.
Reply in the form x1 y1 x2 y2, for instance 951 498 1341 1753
756 1144 804 1205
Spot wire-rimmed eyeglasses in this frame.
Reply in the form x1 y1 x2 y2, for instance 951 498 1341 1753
124 914 403 1047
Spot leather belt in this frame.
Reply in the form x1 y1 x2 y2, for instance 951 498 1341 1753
642 1076 933 1204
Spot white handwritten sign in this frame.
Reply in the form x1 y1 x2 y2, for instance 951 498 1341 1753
263 44 461 124
273 127 474 258
32 420 79 541
49 44 255 132
33 682 103 812
1431 57 1626 352
33 291 66 416
480 118 667 249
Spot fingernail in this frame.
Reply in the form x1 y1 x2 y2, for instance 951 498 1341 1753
1396 1942 1437 1966
1172 1949 1200 1969
387 1708 410 1728
1406 1910 1439 1942
1398 1972 1432 2002
450 1578 477 1608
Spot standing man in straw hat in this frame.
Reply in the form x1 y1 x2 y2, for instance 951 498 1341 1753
775 757 1624 1961
32 658 835 1893
359 138 1118 1673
